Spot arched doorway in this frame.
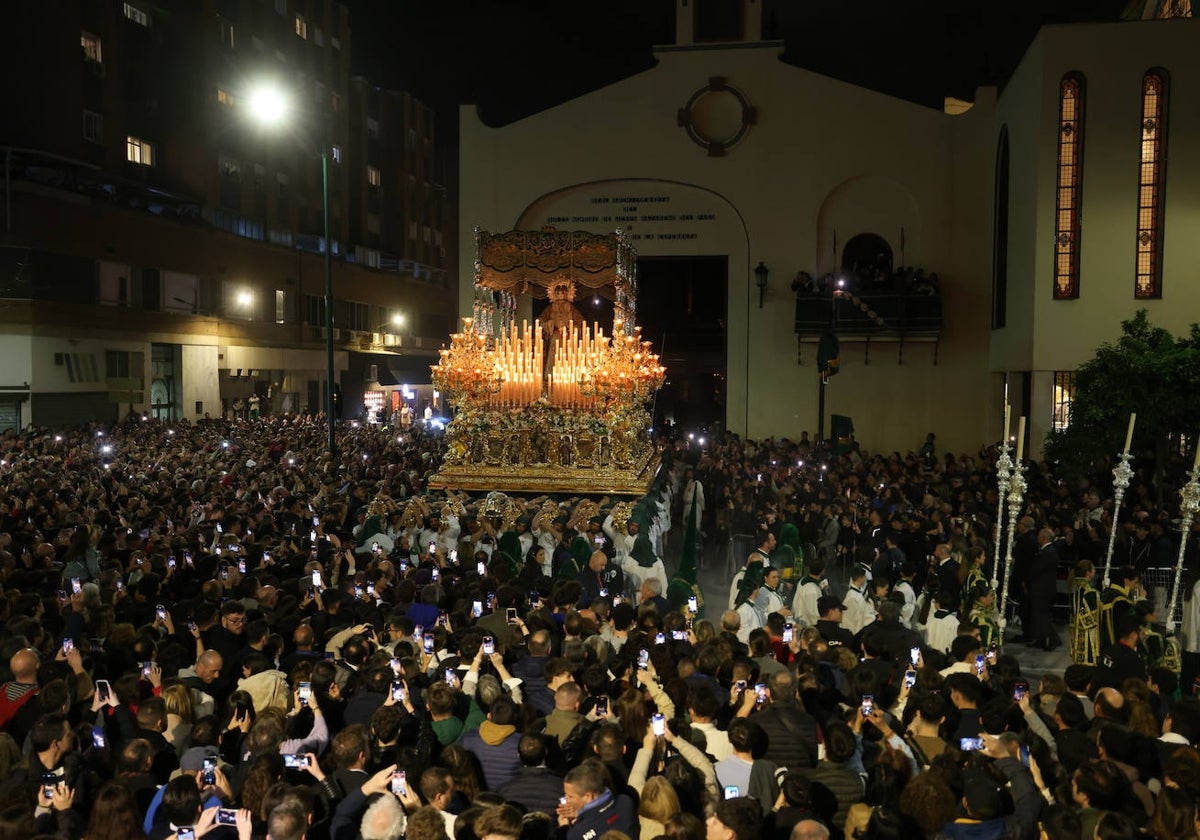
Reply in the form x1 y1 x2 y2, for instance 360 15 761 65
841 233 893 280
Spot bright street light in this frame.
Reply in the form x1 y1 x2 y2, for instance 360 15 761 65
247 79 337 457
247 85 288 125
237 290 253 308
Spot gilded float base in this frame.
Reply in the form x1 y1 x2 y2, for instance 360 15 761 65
426 457 659 496
425 403 659 496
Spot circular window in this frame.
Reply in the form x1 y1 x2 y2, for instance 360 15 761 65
678 77 756 156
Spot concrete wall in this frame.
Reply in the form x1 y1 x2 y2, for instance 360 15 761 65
994 19 1200 451
182 344 220 419
459 42 995 455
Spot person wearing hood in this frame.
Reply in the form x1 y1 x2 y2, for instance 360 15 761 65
626 533 668 605
560 534 591 582
353 512 394 557
459 695 522 790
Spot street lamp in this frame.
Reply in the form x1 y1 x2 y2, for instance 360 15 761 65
247 82 337 457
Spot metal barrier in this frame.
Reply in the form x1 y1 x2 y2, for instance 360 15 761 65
1141 566 1183 626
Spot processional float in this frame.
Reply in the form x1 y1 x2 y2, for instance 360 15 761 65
427 226 665 495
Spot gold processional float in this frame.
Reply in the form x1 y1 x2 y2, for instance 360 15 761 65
428 226 666 495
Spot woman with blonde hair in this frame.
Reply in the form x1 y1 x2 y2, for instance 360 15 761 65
637 776 681 838
161 683 194 755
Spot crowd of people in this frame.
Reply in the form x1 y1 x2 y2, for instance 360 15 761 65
0 414 1199 840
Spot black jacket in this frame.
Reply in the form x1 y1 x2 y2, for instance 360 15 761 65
496 766 565 816
754 704 820 770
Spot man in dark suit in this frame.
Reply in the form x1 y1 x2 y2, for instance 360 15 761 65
933 542 961 604
1025 528 1062 651
1011 517 1038 641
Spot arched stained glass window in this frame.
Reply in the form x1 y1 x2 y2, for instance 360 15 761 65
1053 74 1085 300
1135 69 1169 299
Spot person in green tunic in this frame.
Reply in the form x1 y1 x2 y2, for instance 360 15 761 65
1099 567 1139 651
562 535 592 582
968 583 1000 650
495 532 522 578
1136 599 1169 670
773 522 803 583
668 494 705 620
1070 559 1101 667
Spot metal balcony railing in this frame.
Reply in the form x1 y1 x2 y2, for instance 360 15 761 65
794 289 942 338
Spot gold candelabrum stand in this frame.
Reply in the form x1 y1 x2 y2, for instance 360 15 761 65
427 316 665 495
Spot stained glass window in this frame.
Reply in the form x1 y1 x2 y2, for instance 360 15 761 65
1053 74 1085 299
1135 69 1169 299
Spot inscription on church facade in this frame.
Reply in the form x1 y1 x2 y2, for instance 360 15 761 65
544 194 716 241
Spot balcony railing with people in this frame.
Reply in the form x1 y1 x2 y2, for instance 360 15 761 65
793 267 943 339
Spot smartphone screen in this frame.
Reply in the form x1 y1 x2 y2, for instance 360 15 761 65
477 561 487 577
860 695 874 718
391 770 407 796
782 624 794 643
216 809 239 825
638 649 650 670
472 600 483 618
904 670 917 689
177 829 196 840
202 757 216 786
723 785 740 800
595 697 609 716
483 636 495 655
423 634 435 654
687 596 698 613
71 577 82 594
298 682 311 706
651 713 665 736
92 726 106 748
284 753 311 768
392 682 405 702
974 654 986 676
311 570 322 588
910 646 920 667
755 683 767 704
960 737 985 751
506 607 518 622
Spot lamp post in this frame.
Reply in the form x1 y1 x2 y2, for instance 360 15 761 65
247 83 337 458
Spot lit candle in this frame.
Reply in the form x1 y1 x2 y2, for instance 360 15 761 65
1123 413 1136 454
1015 416 1026 462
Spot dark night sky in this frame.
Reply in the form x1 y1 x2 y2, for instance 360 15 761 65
342 0 1130 141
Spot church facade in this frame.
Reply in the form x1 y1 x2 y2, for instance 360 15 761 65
458 2 1200 456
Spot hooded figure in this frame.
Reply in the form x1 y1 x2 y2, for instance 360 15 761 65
624 532 668 605
497 531 523 576
668 493 705 619
355 514 394 556
772 522 802 581
562 535 592 581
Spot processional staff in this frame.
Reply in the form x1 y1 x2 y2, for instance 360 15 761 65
1101 413 1137 589
991 403 1012 593
998 416 1026 645
1165 442 1200 638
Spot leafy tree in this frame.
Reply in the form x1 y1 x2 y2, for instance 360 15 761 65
1044 310 1200 493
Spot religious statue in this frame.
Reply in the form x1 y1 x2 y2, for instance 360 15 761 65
537 278 586 387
